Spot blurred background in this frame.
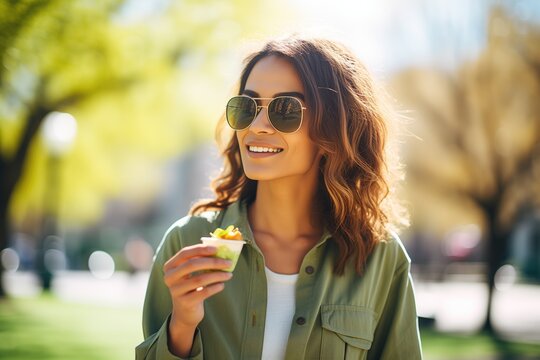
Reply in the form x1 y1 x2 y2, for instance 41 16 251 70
1 0 539 359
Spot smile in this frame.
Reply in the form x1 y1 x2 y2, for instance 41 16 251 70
248 146 283 153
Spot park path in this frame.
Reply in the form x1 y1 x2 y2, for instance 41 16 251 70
3 271 540 343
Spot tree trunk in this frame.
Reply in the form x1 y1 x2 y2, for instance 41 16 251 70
0 103 49 298
0 200 8 298
0 159 13 298
483 206 507 336
484 233 497 335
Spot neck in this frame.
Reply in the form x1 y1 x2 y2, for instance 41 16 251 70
248 174 323 242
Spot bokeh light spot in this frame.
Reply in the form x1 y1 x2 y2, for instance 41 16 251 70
495 264 517 291
88 251 115 279
44 249 67 273
1 248 20 272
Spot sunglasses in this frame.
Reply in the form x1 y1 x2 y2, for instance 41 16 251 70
225 95 306 133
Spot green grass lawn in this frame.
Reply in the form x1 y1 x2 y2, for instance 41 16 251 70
421 327 540 360
0 295 142 360
1 295 539 360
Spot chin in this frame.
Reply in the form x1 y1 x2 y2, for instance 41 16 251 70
243 170 279 181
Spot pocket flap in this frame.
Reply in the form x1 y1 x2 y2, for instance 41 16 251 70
321 305 376 350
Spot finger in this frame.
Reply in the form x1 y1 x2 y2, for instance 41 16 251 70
164 244 217 271
169 271 232 297
164 244 217 272
181 282 226 307
167 268 232 293
165 256 232 277
177 257 232 276
164 257 232 283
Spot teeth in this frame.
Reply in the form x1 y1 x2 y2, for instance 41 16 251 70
248 146 283 153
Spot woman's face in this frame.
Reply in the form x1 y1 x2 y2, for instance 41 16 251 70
236 55 321 182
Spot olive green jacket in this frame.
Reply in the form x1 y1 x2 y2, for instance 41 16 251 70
136 201 422 359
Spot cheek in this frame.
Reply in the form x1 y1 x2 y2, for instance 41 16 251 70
236 131 250 167
236 130 246 150
287 137 320 165
294 125 318 157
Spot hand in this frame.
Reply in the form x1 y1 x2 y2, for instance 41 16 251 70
163 244 233 330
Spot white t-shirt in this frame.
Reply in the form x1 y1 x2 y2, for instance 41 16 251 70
261 266 299 360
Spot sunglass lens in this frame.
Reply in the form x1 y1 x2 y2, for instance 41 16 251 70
268 97 302 133
226 96 256 130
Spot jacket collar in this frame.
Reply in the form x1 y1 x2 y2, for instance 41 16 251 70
219 200 333 251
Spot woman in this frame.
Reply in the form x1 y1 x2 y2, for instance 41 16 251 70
136 36 422 360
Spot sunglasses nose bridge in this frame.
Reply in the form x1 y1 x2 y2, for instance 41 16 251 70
255 105 265 116
250 104 274 133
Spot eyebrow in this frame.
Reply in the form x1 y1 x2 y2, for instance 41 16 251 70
242 89 305 101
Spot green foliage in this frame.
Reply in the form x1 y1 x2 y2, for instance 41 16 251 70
0 0 283 227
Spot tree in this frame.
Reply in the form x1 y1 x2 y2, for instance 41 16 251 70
391 8 540 335
0 0 283 296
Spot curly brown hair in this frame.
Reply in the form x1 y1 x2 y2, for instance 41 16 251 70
191 36 407 275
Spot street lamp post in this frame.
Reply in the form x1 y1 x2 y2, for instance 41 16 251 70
38 112 77 291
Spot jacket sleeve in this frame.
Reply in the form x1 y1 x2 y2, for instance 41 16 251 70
135 224 204 360
368 260 423 360
135 316 204 360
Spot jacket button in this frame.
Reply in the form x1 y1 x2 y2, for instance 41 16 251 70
296 317 306 325
305 266 314 274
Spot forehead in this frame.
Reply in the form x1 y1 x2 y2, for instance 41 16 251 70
244 55 304 96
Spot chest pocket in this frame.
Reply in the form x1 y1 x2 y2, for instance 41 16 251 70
320 305 377 360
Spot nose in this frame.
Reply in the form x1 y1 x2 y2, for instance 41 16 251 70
248 106 275 134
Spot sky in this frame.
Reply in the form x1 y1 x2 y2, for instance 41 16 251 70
119 0 540 77
287 0 540 76
113 0 540 102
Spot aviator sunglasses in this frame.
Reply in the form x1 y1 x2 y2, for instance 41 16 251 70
226 95 306 133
